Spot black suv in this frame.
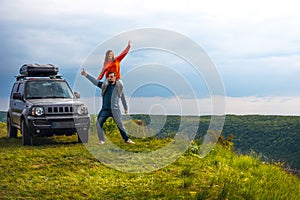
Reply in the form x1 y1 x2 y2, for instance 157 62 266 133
7 64 90 145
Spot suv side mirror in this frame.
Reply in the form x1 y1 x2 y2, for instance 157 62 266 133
13 92 22 100
74 92 80 98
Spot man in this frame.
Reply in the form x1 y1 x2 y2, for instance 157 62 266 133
81 68 135 144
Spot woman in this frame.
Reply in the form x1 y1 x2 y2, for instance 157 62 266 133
97 40 132 96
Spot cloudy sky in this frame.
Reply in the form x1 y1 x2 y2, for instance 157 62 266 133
1 0 300 115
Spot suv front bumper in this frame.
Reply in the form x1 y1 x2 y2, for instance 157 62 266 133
26 115 90 136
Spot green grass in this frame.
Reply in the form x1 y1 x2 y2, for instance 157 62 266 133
0 122 299 199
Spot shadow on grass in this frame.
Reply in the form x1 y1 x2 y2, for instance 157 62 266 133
0 134 80 148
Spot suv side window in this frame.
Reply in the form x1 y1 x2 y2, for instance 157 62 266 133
10 83 19 99
18 83 24 95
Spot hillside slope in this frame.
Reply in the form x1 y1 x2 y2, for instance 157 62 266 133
128 114 300 170
2 112 300 170
220 115 300 170
0 122 299 199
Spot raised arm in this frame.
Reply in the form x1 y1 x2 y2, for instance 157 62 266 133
96 65 106 80
81 68 103 88
115 40 131 62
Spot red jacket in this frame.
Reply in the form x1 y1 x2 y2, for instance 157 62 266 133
97 44 130 80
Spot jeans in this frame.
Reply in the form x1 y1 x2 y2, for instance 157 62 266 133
96 109 129 142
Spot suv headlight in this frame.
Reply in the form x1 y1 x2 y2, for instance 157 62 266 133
32 107 44 116
77 105 88 115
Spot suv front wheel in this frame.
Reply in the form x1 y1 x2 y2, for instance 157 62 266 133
22 120 33 146
7 116 18 138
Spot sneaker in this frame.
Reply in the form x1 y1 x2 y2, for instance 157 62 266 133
98 141 105 145
126 139 135 144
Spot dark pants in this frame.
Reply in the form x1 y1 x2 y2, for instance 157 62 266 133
96 109 129 142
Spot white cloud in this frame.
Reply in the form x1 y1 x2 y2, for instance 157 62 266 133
2 0 300 23
225 96 300 115
2 94 300 116
1 0 300 102
17 29 87 64
75 95 300 116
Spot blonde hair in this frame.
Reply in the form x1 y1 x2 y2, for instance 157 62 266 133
104 50 114 64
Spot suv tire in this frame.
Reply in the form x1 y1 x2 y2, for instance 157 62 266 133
22 120 33 146
7 116 18 138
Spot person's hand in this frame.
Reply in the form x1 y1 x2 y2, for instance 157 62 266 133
125 110 128 115
128 40 132 46
81 68 87 76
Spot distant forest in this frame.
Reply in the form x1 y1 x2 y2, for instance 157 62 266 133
0 111 6 122
128 114 300 170
221 115 299 171
1 111 299 170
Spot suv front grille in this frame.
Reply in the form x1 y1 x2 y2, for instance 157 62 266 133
46 106 74 114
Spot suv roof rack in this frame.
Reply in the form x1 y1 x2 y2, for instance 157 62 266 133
15 74 63 81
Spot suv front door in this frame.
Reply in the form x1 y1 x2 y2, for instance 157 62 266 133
11 82 25 127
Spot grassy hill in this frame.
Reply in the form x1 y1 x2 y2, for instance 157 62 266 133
0 122 299 199
1 112 300 171
127 114 300 170
221 115 300 171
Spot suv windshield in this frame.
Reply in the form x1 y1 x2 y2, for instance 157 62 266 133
25 80 74 99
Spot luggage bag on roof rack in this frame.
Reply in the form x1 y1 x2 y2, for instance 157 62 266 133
19 64 58 76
